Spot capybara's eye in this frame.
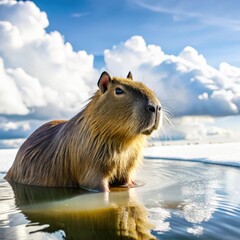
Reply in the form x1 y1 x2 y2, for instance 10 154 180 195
115 88 124 95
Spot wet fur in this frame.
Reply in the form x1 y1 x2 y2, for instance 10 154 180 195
5 73 160 191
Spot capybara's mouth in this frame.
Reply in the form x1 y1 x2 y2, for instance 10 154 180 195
142 110 161 135
142 124 157 135
142 128 154 135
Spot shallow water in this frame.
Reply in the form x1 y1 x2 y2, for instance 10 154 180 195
0 160 240 240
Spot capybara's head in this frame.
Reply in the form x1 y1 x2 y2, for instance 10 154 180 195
87 72 161 138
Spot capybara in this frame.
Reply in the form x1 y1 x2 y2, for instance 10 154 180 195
5 72 162 191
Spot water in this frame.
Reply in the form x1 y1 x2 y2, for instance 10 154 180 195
0 160 240 240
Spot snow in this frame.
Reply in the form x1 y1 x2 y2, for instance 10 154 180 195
0 142 240 173
0 149 18 172
144 142 240 168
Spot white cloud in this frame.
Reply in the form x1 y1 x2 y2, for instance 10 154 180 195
0 119 30 132
104 36 240 116
0 0 98 119
135 0 240 32
0 138 26 149
164 116 235 142
104 35 165 77
178 46 207 67
0 0 48 43
71 12 89 18
0 58 29 115
1 1 240 146
0 116 32 140
1 1 240 120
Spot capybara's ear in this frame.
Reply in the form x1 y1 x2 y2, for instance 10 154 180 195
127 71 133 80
98 71 112 93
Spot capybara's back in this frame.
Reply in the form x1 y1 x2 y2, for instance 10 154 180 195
5 72 162 191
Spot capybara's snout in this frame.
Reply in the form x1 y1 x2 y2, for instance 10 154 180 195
145 102 161 114
141 101 161 135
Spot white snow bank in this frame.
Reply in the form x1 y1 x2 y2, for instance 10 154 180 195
0 142 240 173
0 149 18 172
144 142 240 167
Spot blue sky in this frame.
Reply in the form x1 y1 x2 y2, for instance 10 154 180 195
0 0 240 148
33 0 240 68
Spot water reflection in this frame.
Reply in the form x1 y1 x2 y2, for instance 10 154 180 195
7 181 156 240
178 176 218 236
1 160 240 240
140 161 240 238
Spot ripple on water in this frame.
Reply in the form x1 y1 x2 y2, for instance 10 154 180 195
0 160 240 240
0 180 25 231
138 160 240 240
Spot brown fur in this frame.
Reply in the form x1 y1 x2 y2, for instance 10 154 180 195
5 72 161 191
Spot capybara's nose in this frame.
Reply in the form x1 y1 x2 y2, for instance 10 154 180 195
146 103 161 114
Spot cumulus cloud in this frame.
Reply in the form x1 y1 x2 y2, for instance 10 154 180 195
1 1 240 147
0 138 25 149
166 116 234 142
0 0 98 119
104 36 165 77
0 116 32 139
104 36 240 116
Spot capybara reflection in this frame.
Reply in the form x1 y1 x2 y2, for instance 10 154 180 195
9 182 156 240
5 72 161 191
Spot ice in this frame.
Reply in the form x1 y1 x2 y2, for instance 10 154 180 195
0 149 18 172
0 142 240 173
144 142 240 168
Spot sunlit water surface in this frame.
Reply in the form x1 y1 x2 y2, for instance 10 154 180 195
0 160 240 240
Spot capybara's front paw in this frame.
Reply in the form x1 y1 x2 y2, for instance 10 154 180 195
128 179 136 188
100 179 110 192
